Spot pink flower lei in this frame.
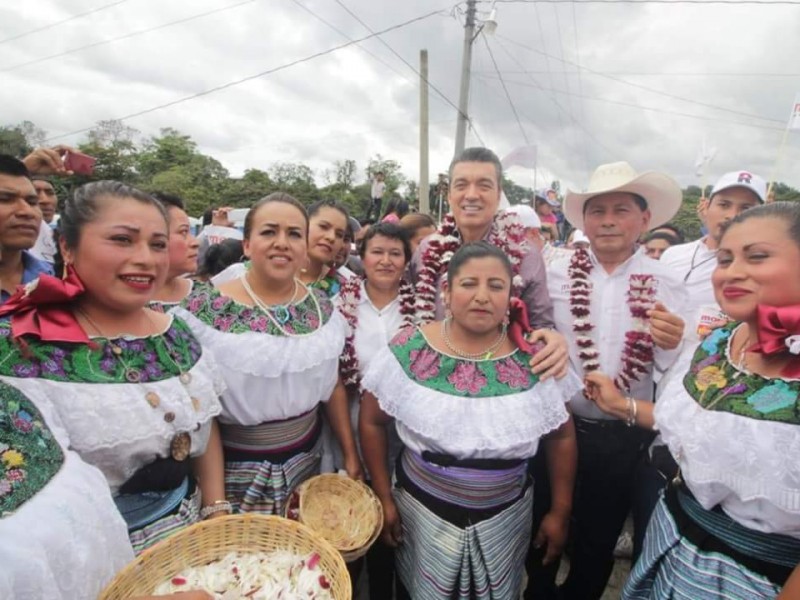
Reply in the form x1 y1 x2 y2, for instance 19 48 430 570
337 276 417 391
569 246 656 391
415 211 528 324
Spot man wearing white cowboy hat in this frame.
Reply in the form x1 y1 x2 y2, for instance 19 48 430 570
527 161 688 600
661 170 766 341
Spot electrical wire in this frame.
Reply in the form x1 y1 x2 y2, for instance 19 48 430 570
483 36 530 144
43 7 450 142
1 0 257 73
474 72 787 131
495 0 800 4
332 0 485 145
497 34 786 124
0 0 131 45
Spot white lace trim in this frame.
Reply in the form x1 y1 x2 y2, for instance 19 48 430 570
171 306 347 378
361 346 579 457
655 363 800 523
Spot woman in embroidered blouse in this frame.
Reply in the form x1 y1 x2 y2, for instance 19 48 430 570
173 192 360 516
149 191 200 311
298 198 350 297
585 202 800 599
360 241 579 600
0 181 226 555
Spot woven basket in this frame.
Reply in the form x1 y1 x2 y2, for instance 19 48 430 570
99 514 351 600
287 473 383 562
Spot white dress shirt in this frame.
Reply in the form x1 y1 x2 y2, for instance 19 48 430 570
660 238 721 342
548 249 687 419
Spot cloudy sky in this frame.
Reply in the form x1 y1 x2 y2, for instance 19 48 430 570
2 0 799 194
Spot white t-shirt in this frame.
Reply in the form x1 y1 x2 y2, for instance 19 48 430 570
371 180 386 199
661 238 720 342
548 250 687 419
30 221 57 264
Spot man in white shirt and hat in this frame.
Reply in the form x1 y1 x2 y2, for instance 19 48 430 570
661 170 765 341
531 161 687 600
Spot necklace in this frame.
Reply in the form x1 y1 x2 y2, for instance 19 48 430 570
569 247 656 391
75 307 195 461
337 276 417 390
683 240 717 283
441 317 507 360
240 275 323 337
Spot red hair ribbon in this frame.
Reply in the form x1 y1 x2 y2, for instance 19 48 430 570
748 305 800 378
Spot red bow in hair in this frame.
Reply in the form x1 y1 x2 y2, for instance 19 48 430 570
0 265 93 345
748 305 800 378
507 297 541 354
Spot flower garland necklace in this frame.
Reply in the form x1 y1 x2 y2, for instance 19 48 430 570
337 276 417 390
569 247 656 391
415 211 528 324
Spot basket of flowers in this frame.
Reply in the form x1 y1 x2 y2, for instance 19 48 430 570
286 473 383 563
99 513 350 599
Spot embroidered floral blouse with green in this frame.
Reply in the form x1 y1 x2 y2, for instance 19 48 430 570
0 383 63 516
684 323 800 425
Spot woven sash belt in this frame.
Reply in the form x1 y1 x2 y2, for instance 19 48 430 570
400 450 528 511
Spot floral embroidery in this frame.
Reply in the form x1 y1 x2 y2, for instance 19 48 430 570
409 348 441 381
684 322 800 424
314 273 342 298
0 382 64 516
0 318 202 384
747 381 797 414
391 328 537 397
182 283 333 336
448 362 488 394
495 357 531 389
695 366 727 392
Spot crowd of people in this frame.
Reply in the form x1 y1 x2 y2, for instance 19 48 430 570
0 144 798 600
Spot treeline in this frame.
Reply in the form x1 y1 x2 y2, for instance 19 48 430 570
2 119 798 241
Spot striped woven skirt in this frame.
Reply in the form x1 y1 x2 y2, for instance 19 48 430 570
394 450 533 600
623 487 794 599
221 409 322 515
127 487 201 555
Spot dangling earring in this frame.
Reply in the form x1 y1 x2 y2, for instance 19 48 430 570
62 262 71 280
502 311 510 332
445 305 452 320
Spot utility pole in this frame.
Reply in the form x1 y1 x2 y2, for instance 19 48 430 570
454 0 477 157
419 49 430 215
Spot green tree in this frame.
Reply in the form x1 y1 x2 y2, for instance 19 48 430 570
223 169 275 207
0 124 34 157
501 175 534 205
137 128 198 179
268 162 319 204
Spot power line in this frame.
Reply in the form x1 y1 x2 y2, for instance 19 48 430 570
497 34 785 124
0 0 131 45
44 8 449 142
332 0 485 145
473 70 800 76
495 0 800 4
483 37 530 144
474 72 787 131
1 0 257 73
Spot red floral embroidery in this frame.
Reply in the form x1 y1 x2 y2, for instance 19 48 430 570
447 361 488 394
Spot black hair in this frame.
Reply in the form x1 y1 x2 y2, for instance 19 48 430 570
0 154 31 179
448 147 503 186
202 207 214 226
243 192 308 239
385 198 410 220
720 201 800 246
59 181 166 251
399 212 436 237
358 222 412 264
644 231 680 246
447 241 513 283
583 192 648 215
151 191 185 211
651 223 684 244
307 198 350 223
197 237 244 278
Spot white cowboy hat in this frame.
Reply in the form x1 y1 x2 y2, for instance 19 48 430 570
564 161 682 230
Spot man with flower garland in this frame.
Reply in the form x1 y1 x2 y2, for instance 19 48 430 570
410 147 570 380
540 161 688 600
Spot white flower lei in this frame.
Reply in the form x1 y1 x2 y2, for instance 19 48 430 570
569 246 657 391
336 276 417 390
415 210 528 324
